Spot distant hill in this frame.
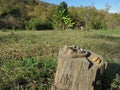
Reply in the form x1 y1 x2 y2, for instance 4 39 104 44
0 0 120 30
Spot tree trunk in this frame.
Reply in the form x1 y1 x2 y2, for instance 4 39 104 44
51 45 107 90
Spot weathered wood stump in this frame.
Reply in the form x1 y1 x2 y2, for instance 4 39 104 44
51 45 107 90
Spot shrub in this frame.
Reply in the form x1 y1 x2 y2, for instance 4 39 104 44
27 18 53 30
111 74 120 90
27 18 41 30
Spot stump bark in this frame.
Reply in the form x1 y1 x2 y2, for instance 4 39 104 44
51 45 107 90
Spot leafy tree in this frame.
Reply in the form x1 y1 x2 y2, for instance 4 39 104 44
88 8 106 29
53 1 74 30
0 0 39 29
58 1 68 16
69 7 85 29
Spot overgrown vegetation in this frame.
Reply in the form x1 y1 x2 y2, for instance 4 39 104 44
0 30 120 89
0 57 56 90
0 1 120 30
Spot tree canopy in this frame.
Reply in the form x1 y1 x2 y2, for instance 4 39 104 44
0 1 120 30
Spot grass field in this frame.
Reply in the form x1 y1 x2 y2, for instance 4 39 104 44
0 29 120 89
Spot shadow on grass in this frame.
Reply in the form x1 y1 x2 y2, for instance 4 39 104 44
102 62 120 90
84 34 120 42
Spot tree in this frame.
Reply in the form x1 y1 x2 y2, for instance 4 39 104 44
83 7 91 30
0 0 39 29
58 1 68 16
53 1 74 30
105 3 111 12
88 7 106 29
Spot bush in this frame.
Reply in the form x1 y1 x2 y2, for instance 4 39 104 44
102 61 120 90
111 74 120 90
27 18 41 30
27 18 53 30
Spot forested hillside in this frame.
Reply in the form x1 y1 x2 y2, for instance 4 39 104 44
0 0 120 30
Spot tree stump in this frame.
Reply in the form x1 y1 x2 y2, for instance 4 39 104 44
51 45 107 90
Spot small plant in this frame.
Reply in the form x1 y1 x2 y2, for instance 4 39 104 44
111 74 120 90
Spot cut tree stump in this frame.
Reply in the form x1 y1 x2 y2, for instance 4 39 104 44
51 45 107 90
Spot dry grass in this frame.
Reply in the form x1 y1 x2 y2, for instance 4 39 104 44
0 30 120 62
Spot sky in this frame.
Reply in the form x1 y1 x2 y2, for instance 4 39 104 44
42 0 120 13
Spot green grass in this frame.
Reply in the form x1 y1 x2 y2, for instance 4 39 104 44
0 29 120 89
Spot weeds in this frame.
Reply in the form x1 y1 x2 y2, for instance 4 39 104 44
0 57 56 90
111 74 120 90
